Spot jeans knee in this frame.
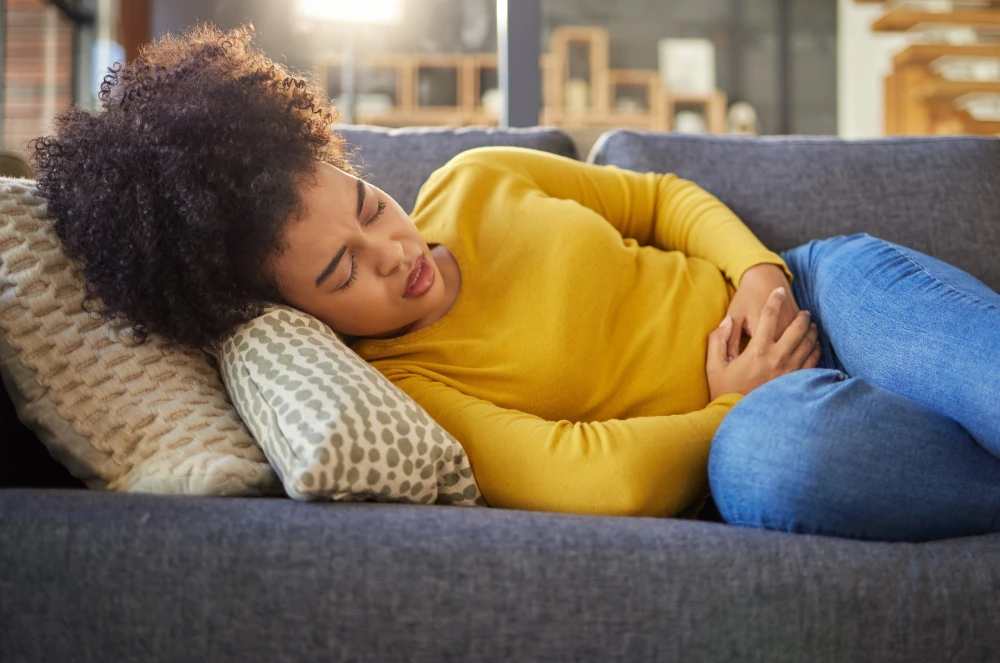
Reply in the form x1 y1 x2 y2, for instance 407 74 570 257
707 369 857 530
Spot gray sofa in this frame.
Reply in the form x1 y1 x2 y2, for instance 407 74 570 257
2 126 999 662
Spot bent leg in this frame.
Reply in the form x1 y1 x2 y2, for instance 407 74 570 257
708 369 1000 542
779 233 1000 457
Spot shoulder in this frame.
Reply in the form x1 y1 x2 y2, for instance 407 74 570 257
415 147 540 203
413 146 581 215
440 145 573 172
421 146 580 194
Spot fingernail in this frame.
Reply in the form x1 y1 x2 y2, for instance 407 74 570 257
718 316 731 327
775 287 786 296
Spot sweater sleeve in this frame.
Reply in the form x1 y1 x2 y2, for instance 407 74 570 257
393 371 744 518
448 146 793 289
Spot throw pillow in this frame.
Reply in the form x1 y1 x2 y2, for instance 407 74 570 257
0 177 283 496
213 304 487 507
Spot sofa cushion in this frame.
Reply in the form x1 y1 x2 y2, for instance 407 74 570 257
0 177 282 496
3 488 999 662
213 305 486 506
337 125 579 213
589 132 1000 293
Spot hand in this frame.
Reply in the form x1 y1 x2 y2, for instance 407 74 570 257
726 264 803 362
706 287 822 401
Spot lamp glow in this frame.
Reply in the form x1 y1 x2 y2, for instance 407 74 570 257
297 0 403 23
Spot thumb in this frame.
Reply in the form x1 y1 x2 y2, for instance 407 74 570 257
707 316 733 370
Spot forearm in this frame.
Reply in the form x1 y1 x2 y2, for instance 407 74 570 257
652 174 794 286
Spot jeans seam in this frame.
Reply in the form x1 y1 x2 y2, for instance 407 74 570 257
872 235 1000 313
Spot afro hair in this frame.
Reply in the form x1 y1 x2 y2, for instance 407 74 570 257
31 22 354 348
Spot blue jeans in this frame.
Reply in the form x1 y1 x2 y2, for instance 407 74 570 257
707 232 1000 542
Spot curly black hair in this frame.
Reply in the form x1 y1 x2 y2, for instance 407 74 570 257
31 22 354 348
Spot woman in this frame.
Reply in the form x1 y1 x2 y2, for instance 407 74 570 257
31 24 1000 542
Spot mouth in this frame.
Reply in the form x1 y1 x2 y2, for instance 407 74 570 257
404 255 424 296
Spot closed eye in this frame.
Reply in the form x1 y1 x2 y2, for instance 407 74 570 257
340 195 387 291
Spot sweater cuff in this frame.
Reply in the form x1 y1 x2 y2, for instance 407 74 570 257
731 253 795 289
707 391 744 410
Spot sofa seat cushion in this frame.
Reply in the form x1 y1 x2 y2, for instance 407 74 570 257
3 488 999 662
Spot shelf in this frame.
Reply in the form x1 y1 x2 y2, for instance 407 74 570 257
893 42 1000 66
355 110 498 127
873 7 1000 32
913 77 1000 100
316 26 729 133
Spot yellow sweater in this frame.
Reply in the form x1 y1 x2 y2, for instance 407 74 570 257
350 147 794 519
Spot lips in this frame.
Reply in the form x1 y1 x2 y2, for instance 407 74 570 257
405 256 424 296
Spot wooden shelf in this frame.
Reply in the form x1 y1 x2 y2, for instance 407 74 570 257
315 52 499 124
315 25 729 133
355 110 497 127
542 25 727 133
875 5 1000 136
893 42 1000 66
930 106 1000 134
873 7 1000 32
913 77 1000 100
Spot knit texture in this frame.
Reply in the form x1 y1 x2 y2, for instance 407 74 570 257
0 177 282 495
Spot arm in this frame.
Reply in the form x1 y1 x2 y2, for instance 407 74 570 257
394 372 743 518
447 146 793 289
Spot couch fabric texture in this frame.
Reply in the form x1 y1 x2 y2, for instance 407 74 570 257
2 127 999 662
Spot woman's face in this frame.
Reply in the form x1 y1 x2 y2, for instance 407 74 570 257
271 161 444 340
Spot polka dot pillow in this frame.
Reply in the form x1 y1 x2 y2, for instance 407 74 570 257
213 305 487 507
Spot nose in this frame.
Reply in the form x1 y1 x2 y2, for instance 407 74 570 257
376 239 405 277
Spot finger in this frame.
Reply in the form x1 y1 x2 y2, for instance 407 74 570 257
749 288 786 350
806 343 821 368
789 321 819 367
775 298 801 343
799 341 822 369
777 310 814 360
707 316 733 371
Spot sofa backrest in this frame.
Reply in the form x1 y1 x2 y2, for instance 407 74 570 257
337 125 579 213
589 131 1000 293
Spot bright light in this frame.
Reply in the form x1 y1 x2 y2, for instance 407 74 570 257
297 0 403 23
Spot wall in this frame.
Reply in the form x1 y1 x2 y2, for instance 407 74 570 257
836 0 906 138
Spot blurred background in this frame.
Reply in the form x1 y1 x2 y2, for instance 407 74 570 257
3 0 999 161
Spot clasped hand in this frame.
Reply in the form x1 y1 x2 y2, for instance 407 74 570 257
725 263 799 360
705 263 822 400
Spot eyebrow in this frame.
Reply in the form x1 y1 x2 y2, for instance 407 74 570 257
315 178 366 288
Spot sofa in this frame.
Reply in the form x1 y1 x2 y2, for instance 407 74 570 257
2 125 999 662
